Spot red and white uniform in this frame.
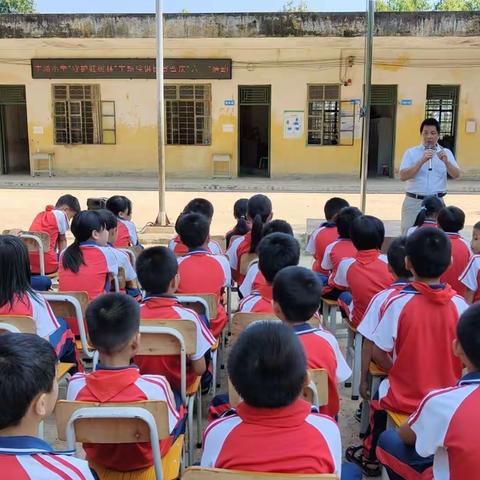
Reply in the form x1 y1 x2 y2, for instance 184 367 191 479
293 323 351 417
0 435 96 480
201 399 342 475
441 233 471 297
67 366 180 471
372 282 467 414
107 244 137 282
306 223 338 275
135 296 215 392
406 220 439 236
226 232 253 283
321 238 357 295
460 254 480 303
29 205 69 274
407 373 480 480
239 284 274 314
177 250 231 338
113 218 139 248
168 235 223 257
333 250 393 328
239 261 267 298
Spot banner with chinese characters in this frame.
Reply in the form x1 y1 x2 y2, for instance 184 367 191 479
31 58 232 80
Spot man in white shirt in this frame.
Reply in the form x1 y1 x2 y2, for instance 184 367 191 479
399 118 460 234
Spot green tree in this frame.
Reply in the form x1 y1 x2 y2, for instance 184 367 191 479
180 8 190 14
376 0 433 11
435 0 480 9
0 0 35 13
282 1 309 12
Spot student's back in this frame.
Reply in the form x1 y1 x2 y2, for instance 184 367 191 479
106 195 139 248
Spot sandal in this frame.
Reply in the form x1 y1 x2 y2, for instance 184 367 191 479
345 445 381 477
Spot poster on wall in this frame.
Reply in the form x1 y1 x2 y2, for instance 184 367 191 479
283 111 304 139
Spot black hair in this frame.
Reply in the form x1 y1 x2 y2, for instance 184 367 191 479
420 117 440 134
457 303 480 370
97 209 118 231
273 266 321 324
62 210 107 273
262 219 293 238
183 198 214 220
177 213 210 250
136 246 178 294
413 195 445 228
387 236 411 279
438 206 465 234
106 195 132 217
248 194 273 253
350 215 385 251
336 206 362 239
55 194 81 214
228 321 307 408
324 197 350 222
86 293 140 354
0 333 57 430
226 198 250 248
0 235 36 308
406 227 451 278
234 198 248 220
474 221 480 231
258 233 300 283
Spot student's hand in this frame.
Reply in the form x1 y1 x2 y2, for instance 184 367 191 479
360 380 371 400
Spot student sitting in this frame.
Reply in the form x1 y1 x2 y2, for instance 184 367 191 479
169 198 223 255
176 213 231 338
306 197 350 285
239 232 300 313
406 194 444 236
0 333 96 479
461 221 480 304
377 302 480 480
273 266 351 418
347 228 468 477
28 194 80 275
333 215 393 328
134 247 216 394
225 198 249 249
67 293 184 473
437 205 471 297
106 195 141 248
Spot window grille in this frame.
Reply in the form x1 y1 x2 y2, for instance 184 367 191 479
307 84 341 146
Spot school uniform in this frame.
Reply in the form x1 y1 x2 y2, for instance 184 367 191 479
239 261 267 298
226 231 252 284
333 250 394 328
107 244 137 283
169 235 223 256
135 295 216 393
406 219 438 236
0 435 97 479
459 254 480 302
306 222 339 276
113 218 139 248
67 366 181 472
29 205 69 274
238 284 274 314
177 249 231 338
293 323 352 418
440 232 471 297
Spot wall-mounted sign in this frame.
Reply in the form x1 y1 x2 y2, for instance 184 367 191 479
400 99 413 106
283 111 304 139
31 58 232 80
224 99 235 106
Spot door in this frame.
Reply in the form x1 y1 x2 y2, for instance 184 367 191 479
367 85 397 178
0 86 30 175
238 85 271 177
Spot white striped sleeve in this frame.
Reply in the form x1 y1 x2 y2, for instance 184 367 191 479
321 241 337 271
52 209 69 235
226 236 244 270
239 263 259 297
66 374 87 400
306 228 320 255
30 293 60 339
333 257 355 288
460 255 480 292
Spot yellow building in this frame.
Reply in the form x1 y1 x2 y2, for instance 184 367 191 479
0 12 479 179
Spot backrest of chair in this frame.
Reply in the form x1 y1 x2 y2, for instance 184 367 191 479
42 291 89 318
55 400 170 442
176 293 218 320
118 267 127 290
0 316 36 334
239 253 258 276
303 369 328 407
2 230 50 252
183 467 338 480
210 235 227 252
231 313 277 342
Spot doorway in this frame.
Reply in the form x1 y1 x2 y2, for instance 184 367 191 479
0 86 30 175
368 85 397 178
238 85 271 177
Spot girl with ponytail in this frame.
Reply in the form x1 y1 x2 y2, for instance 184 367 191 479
225 198 250 249
407 195 444 236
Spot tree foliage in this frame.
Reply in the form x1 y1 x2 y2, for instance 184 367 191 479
376 0 480 10
282 1 309 12
0 0 35 13
434 0 480 10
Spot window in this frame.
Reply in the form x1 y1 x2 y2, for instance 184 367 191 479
307 84 341 145
52 85 116 145
165 84 211 145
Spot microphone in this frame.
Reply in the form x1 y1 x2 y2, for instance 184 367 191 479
425 142 434 171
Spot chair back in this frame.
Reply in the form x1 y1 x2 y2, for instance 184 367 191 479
183 467 339 480
231 313 278 341
2 230 50 252
0 315 36 334
239 253 258 276
43 291 88 318
176 293 217 320
303 369 329 407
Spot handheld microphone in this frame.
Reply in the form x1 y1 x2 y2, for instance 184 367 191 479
425 142 434 171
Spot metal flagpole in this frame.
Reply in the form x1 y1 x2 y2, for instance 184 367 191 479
360 0 374 213
156 0 167 225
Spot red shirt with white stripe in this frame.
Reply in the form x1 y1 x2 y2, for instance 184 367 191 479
333 250 394 328
201 399 342 475
460 254 480 302
226 232 253 283
113 219 139 248
67 366 180 471
440 233 471 297
29 206 69 274
135 296 215 392
168 235 223 257
239 262 267 298
372 282 467 414
0 436 96 480
239 284 274 314
306 223 339 275
293 324 351 417
321 238 357 295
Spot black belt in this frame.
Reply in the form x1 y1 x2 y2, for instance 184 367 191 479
406 192 446 200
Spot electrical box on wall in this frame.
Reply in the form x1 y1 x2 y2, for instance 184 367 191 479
466 119 477 134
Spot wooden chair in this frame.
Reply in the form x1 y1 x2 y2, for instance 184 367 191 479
231 313 278 343
321 298 338 333
182 467 339 479
387 411 409 429
57 362 75 382
0 315 36 334
113 267 127 292
345 321 362 400
239 253 258 277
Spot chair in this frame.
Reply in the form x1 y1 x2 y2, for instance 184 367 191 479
231 313 278 343
182 467 339 479
0 315 36 334
119 247 139 267
345 321 362 400
387 411 409 429
360 362 388 437
57 362 75 382
239 253 258 277
113 267 127 292
321 298 338 333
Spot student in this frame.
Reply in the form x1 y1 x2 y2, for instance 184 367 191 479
0 333 97 479
134 247 216 393
239 233 300 313
28 194 81 275
67 294 183 474
169 198 223 256
347 228 468 476
460 220 480 304
406 194 444 236
227 194 273 284
471 221 480 255
176 213 231 338
225 198 249 249
106 195 140 248
377 302 480 480
273 266 352 418
306 197 350 285
437 206 471 296
333 215 393 328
